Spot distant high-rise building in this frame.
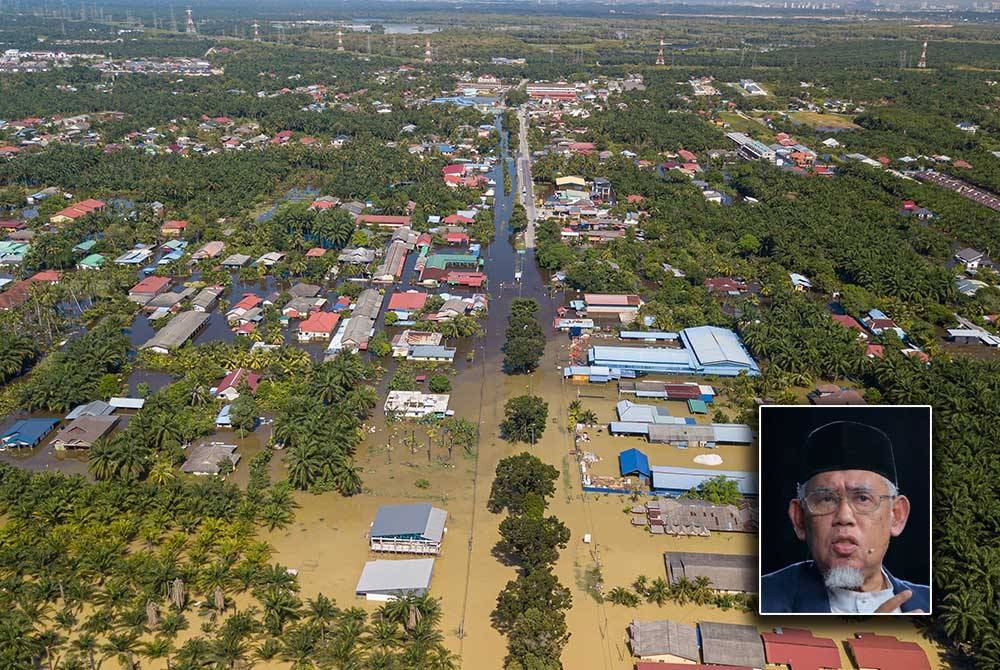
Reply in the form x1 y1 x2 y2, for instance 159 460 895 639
656 37 665 66
252 21 260 41
424 38 432 64
185 8 196 35
917 40 928 69
337 25 345 52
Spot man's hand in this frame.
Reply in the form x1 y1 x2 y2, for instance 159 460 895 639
875 589 924 613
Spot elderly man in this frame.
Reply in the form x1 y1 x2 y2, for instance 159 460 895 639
761 420 930 614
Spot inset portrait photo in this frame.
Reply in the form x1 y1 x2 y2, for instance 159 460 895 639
758 405 931 615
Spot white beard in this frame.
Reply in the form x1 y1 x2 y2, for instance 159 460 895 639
824 565 865 590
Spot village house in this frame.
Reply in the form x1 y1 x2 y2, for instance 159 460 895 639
50 198 105 224
954 247 989 273
387 291 428 319
182 442 240 476
160 219 188 236
406 345 457 363
215 368 261 401
51 415 119 450
391 330 442 357
384 390 451 418
297 311 340 342
128 276 171 304
369 503 448 555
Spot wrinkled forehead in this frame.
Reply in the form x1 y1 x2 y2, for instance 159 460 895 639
805 469 888 493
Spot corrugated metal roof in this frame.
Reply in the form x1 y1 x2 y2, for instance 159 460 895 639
700 621 766 668
371 504 447 542
712 423 754 444
651 466 757 495
681 326 756 368
619 448 651 477
1 418 59 447
355 558 434 594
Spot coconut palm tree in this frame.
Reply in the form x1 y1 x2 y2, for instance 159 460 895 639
644 577 670 606
101 632 141 670
305 594 339 642
142 637 174 670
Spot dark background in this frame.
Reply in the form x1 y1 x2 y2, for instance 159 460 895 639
759 405 931 586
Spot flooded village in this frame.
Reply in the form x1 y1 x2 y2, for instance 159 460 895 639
4 6 994 670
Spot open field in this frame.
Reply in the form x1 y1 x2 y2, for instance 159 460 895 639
717 111 774 141
790 110 862 130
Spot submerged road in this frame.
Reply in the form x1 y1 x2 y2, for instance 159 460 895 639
457 113 556 666
516 107 537 248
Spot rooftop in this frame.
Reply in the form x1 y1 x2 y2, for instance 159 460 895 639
371 503 448 542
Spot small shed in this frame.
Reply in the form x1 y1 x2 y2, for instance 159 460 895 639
356 558 434 601
687 399 708 415
618 448 651 478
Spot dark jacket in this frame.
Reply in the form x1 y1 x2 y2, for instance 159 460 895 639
760 560 929 613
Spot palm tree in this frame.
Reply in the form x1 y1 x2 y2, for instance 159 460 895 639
305 593 339 642
644 577 670 606
148 458 177 487
285 442 325 490
142 637 174 670
279 623 320 669
260 586 302 636
101 632 141 670
36 629 65 670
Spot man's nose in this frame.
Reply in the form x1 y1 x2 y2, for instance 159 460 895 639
832 496 856 524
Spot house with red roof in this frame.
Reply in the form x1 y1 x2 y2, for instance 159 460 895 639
704 277 748 295
831 314 868 340
270 130 293 145
215 368 262 401
30 270 61 284
445 270 487 288
306 247 327 257
953 159 972 169
161 220 189 237
568 141 596 154
845 633 931 670
445 231 470 246
388 291 429 316
128 276 171 303
761 628 840 670
677 149 697 162
636 665 751 670
50 198 105 225
444 214 474 226
0 145 22 156
297 311 340 342
356 214 411 229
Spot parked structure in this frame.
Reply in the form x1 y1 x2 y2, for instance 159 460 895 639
845 633 931 670
651 466 757 497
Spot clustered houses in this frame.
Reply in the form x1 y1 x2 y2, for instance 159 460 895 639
627 619 931 670
539 175 644 244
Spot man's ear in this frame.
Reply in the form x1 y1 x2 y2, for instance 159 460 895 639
789 498 807 541
889 495 910 537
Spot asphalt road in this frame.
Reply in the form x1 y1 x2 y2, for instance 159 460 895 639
516 107 537 248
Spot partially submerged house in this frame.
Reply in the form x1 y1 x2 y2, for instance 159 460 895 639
369 503 448 555
51 415 119 450
664 551 756 593
355 558 435 600
0 418 59 450
181 442 240 476
627 620 699 663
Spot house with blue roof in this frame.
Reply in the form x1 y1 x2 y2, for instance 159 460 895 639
651 465 757 496
369 503 448 555
587 326 759 377
1 418 59 450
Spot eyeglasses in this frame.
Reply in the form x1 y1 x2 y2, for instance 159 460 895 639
801 490 895 516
